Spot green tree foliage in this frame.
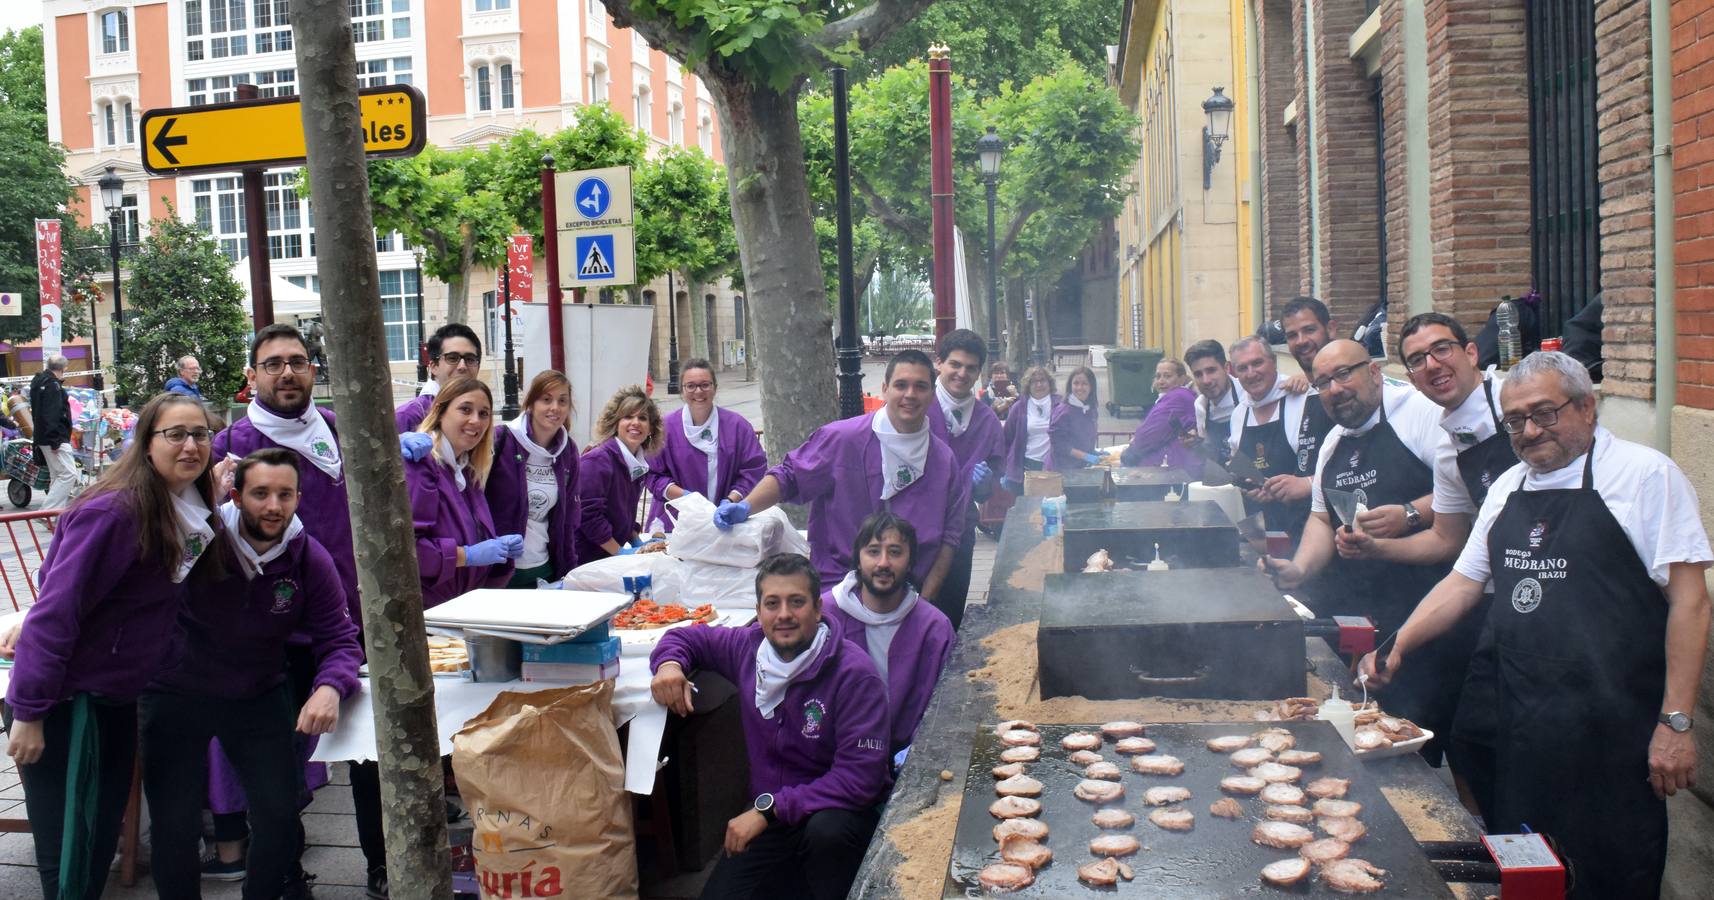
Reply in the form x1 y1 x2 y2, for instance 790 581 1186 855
116 215 250 402
492 104 649 252
0 27 47 140
633 146 737 284
365 144 512 325
865 265 929 337
862 0 1121 96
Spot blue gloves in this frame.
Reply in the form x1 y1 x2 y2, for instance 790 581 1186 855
536 579 564 590
465 534 524 567
1083 452 1103 465
713 500 751 530
971 461 992 486
400 432 434 461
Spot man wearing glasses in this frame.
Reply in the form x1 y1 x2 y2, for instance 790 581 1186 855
1261 339 1455 760
1362 351 1710 900
395 323 483 433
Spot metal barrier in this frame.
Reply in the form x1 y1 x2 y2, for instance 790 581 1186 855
0 509 58 611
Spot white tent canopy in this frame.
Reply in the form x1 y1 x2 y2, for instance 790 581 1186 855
232 258 322 319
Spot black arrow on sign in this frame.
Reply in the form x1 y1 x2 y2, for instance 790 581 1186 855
152 117 187 165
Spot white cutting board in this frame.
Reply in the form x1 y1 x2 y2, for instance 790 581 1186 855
423 589 631 635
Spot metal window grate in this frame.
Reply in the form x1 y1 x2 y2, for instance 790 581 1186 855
1525 0 1600 337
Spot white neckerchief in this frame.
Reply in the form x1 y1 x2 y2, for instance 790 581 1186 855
683 406 721 496
169 484 216 583
871 410 930 500
246 400 342 479
831 571 919 685
753 622 832 719
433 433 472 491
1067 394 1090 412
1196 376 1241 431
616 438 651 481
1440 369 1503 449
420 378 442 398
506 414 569 461
935 381 977 438
218 500 304 580
1240 374 1289 415
1027 395 1052 425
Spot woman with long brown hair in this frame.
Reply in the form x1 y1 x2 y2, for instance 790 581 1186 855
487 370 580 586
576 385 664 562
5 393 222 899
406 376 521 607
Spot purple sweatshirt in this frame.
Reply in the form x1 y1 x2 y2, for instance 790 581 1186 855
575 437 647 563
1051 400 1101 470
403 453 513 608
395 393 434 434
6 491 193 721
768 413 964 590
821 591 955 755
644 407 768 532
1001 394 1065 481
1120 385 1200 470
650 618 890 824
214 406 359 620
150 530 361 701
487 421 581 576
926 395 1004 505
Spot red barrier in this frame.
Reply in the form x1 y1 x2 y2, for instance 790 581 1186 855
0 509 60 611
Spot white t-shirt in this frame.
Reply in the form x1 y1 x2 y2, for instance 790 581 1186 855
1311 383 1443 514
1025 397 1052 462
1430 372 1509 517
519 451 559 569
1453 426 1713 588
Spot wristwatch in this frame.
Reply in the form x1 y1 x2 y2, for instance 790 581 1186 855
754 792 777 823
1403 501 1422 531
1660 711 1693 733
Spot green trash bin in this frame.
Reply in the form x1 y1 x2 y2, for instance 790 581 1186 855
1104 348 1163 417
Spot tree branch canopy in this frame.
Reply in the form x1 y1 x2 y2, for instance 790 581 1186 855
816 0 946 53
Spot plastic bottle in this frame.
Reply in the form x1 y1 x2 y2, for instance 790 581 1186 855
1496 297 1520 368
1319 690 1358 750
1041 496 1064 538
1146 543 1170 572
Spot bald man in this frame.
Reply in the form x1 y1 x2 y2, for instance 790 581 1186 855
1261 340 1469 763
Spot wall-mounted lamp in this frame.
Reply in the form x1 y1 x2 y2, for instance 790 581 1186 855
1201 86 1235 191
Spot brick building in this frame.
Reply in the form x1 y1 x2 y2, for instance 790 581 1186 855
37 0 747 397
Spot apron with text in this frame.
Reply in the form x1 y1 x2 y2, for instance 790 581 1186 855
1319 404 1467 751
1479 443 1666 900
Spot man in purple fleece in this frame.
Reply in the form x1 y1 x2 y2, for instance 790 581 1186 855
651 553 890 900
395 323 483 434
925 329 1003 629
713 350 964 600
140 449 362 900
1120 357 1200 469
822 512 954 757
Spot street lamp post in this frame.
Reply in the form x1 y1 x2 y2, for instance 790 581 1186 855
500 253 520 420
976 126 1004 367
413 248 427 384
98 167 126 407
666 270 680 395
1201 86 1235 191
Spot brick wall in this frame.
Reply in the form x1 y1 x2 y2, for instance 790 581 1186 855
1421 0 1532 336
1674 0 1714 411
1595 0 1658 400
1292 0 1315 300
1309 0 1385 329
1258 0 1303 309
1378 0 1410 355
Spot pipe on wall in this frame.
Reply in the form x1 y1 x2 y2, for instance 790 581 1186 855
1652 0 1675 451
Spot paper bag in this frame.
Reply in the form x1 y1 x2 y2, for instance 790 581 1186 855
451 681 638 900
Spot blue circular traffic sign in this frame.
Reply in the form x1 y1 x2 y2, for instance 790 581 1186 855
574 176 612 220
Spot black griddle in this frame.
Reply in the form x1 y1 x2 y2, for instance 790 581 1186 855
942 721 1455 898
1110 467 1196 501
1062 500 1239 572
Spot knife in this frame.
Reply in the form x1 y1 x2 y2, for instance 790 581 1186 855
1235 513 1270 555
1323 487 1362 533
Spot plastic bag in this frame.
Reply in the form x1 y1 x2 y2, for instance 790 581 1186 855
664 493 809 568
558 553 663 594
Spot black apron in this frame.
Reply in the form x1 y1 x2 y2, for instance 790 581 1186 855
1446 378 1518 812
1478 443 1667 900
1318 404 1466 755
1238 395 1330 542
1204 384 1237 464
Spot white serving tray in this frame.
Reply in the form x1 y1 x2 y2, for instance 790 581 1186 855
1354 728 1434 761
423 589 631 638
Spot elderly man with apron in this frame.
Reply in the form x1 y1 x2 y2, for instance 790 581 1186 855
1363 351 1712 899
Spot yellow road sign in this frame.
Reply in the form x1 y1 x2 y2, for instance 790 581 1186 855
139 84 426 176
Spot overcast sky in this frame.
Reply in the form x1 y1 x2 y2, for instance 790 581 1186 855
1 4 43 37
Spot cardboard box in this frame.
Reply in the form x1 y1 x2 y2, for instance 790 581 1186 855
521 636 621 666
521 659 622 684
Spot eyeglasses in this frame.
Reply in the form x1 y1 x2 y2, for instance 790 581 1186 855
1404 339 1463 372
257 356 312 375
1310 363 1369 393
153 427 213 446
682 381 715 393
437 352 480 367
1500 399 1575 434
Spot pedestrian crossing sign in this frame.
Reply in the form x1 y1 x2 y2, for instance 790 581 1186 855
558 226 635 288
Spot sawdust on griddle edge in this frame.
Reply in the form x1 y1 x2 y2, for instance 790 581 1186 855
1380 784 1469 843
967 620 1284 723
884 791 963 900
1004 533 1061 592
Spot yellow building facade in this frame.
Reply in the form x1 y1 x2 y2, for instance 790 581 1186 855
1114 0 1257 358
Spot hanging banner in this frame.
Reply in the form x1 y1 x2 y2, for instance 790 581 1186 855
35 219 62 356
507 234 533 304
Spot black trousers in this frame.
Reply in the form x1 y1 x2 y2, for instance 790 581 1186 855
699 807 880 900
207 645 320 862
140 684 303 900
930 506 979 631
349 760 386 873
17 697 137 900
